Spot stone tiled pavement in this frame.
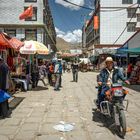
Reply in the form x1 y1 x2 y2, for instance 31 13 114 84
0 72 140 140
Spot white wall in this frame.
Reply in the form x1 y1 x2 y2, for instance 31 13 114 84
0 0 43 25
128 32 140 48
100 0 138 44
100 0 138 7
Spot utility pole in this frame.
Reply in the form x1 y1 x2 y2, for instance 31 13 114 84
81 14 88 58
81 15 87 48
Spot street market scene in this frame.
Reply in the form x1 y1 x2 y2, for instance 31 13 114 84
0 0 140 140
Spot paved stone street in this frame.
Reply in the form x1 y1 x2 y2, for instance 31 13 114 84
0 72 140 140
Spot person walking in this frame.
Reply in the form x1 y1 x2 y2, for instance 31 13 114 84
48 62 54 86
127 63 133 78
31 60 39 88
38 62 47 87
62 62 66 73
0 56 11 118
26 60 30 90
71 61 79 82
54 60 62 91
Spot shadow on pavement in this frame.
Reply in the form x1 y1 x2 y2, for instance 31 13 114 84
32 86 48 91
125 85 140 92
9 97 25 110
92 108 124 139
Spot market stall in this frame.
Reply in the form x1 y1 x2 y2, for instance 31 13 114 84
120 47 140 84
19 40 49 89
0 32 24 93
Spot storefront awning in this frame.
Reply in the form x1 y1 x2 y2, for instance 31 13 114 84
0 32 13 49
116 43 128 54
121 47 140 54
95 47 118 55
0 32 24 50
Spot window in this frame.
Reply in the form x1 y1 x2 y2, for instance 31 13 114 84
25 7 37 21
122 0 133 4
127 8 136 18
25 0 37 2
137 14 140 22
127 22 136 32
4 29 16 37
25 29 37 41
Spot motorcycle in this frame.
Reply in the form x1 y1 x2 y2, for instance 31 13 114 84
94 83 129 138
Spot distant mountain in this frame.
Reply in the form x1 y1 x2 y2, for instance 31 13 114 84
56 37 81 52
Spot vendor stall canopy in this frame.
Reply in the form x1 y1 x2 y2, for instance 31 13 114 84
121 47 140 54
20 40 49 55
0 32 24 50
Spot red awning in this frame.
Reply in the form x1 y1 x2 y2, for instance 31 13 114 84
0 32 23 50
0 32 13 49
9 38 24 50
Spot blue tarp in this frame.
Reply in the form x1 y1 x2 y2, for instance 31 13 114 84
114 53 127 57
121 47 140 54
116 43 128 54
0 90 11 103
114 43 128 57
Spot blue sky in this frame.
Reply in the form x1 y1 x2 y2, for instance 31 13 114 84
49 0 95 43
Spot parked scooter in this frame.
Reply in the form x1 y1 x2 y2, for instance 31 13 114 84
94 83 129 138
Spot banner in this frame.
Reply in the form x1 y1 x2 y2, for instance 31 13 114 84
19 5 33 20
94 16 99 30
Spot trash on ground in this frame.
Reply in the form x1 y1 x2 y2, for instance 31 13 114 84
53 121 75 132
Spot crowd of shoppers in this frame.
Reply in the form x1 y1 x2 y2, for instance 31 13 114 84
0 57 81 119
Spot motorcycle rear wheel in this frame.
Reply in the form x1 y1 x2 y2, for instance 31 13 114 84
117 110 126 138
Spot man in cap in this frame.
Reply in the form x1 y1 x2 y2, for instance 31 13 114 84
97 57 129 108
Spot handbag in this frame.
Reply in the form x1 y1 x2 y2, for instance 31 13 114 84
0 90 11 103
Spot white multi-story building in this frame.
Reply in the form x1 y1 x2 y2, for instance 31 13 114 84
0 0 57 52
100 0 138 44
84 0 139 63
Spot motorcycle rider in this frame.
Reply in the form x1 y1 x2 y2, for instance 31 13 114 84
97 57 129 109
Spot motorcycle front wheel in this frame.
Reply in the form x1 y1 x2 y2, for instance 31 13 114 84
117 109 126 138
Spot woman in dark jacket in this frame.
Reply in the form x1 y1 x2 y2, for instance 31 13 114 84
0 57 11 118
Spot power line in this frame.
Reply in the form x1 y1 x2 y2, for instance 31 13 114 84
101 3 137 12
62 0 137 12
62 0 94 10
113 5 139 45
